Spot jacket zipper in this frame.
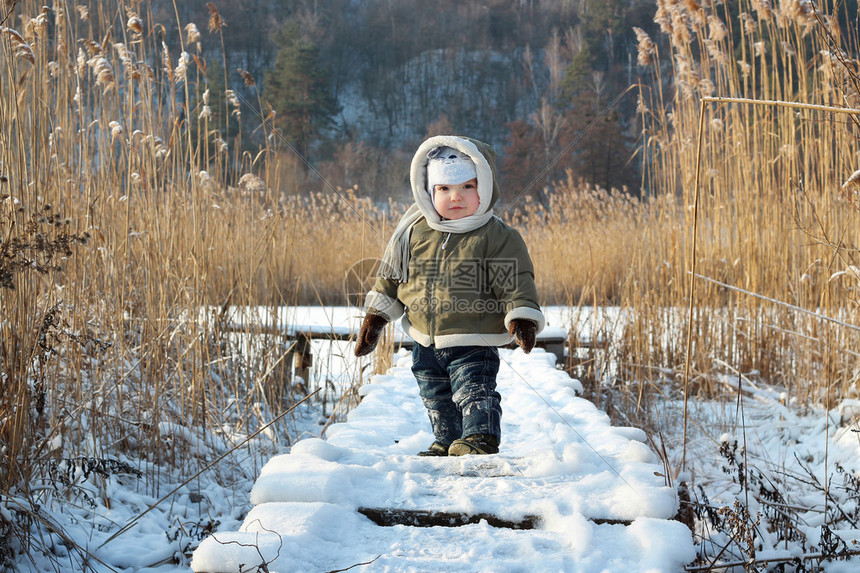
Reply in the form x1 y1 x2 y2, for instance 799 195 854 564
428 232 451 345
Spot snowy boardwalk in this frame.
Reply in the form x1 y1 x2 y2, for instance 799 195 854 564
191 348 694 572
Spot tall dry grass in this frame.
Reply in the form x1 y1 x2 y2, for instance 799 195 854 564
509 173 651 306
614 0 860 408
4 0 860 565
0 0 646 538
0 0 393 521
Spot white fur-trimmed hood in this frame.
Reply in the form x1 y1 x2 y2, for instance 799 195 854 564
410 135 501 223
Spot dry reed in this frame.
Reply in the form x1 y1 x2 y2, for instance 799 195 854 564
4 0 860 565
614 0 860 411
0 0 387 510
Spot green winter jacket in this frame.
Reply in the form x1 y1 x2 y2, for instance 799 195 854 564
365 135 545 349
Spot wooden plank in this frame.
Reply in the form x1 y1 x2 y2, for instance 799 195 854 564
357 507 632 529
224 323 355 340
357 507 539 530
220 322 602 366
222 323 573 345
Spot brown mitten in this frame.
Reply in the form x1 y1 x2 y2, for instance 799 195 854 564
354 313 388 357
508 319 537 354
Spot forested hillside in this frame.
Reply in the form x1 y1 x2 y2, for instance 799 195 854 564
150 0 660 200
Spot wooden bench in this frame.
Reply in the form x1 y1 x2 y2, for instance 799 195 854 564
223 320 606 383
280 325 604 383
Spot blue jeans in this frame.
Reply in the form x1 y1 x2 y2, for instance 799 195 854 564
411 344 502 445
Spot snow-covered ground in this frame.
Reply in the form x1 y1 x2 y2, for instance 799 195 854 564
3 393 327 573
11 306 860 571
662 377 860 571
191 345 694 572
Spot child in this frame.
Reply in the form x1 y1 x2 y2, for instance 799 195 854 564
354 135 545 456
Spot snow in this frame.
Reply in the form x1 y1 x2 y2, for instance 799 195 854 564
191 345 694 572
14 305 860 571
4 387 324 573
215 305 576 385
662 375 860 570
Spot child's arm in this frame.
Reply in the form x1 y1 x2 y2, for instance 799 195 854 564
488 228 545 353
363 277 404 323
354 277 404 357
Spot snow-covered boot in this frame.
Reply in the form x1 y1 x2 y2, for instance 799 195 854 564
417 441 449 456
448 434 499 456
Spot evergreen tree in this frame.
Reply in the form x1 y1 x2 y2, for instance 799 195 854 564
562 100 638 194
265 20 339 159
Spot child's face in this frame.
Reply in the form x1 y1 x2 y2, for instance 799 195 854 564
432 178 480 220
